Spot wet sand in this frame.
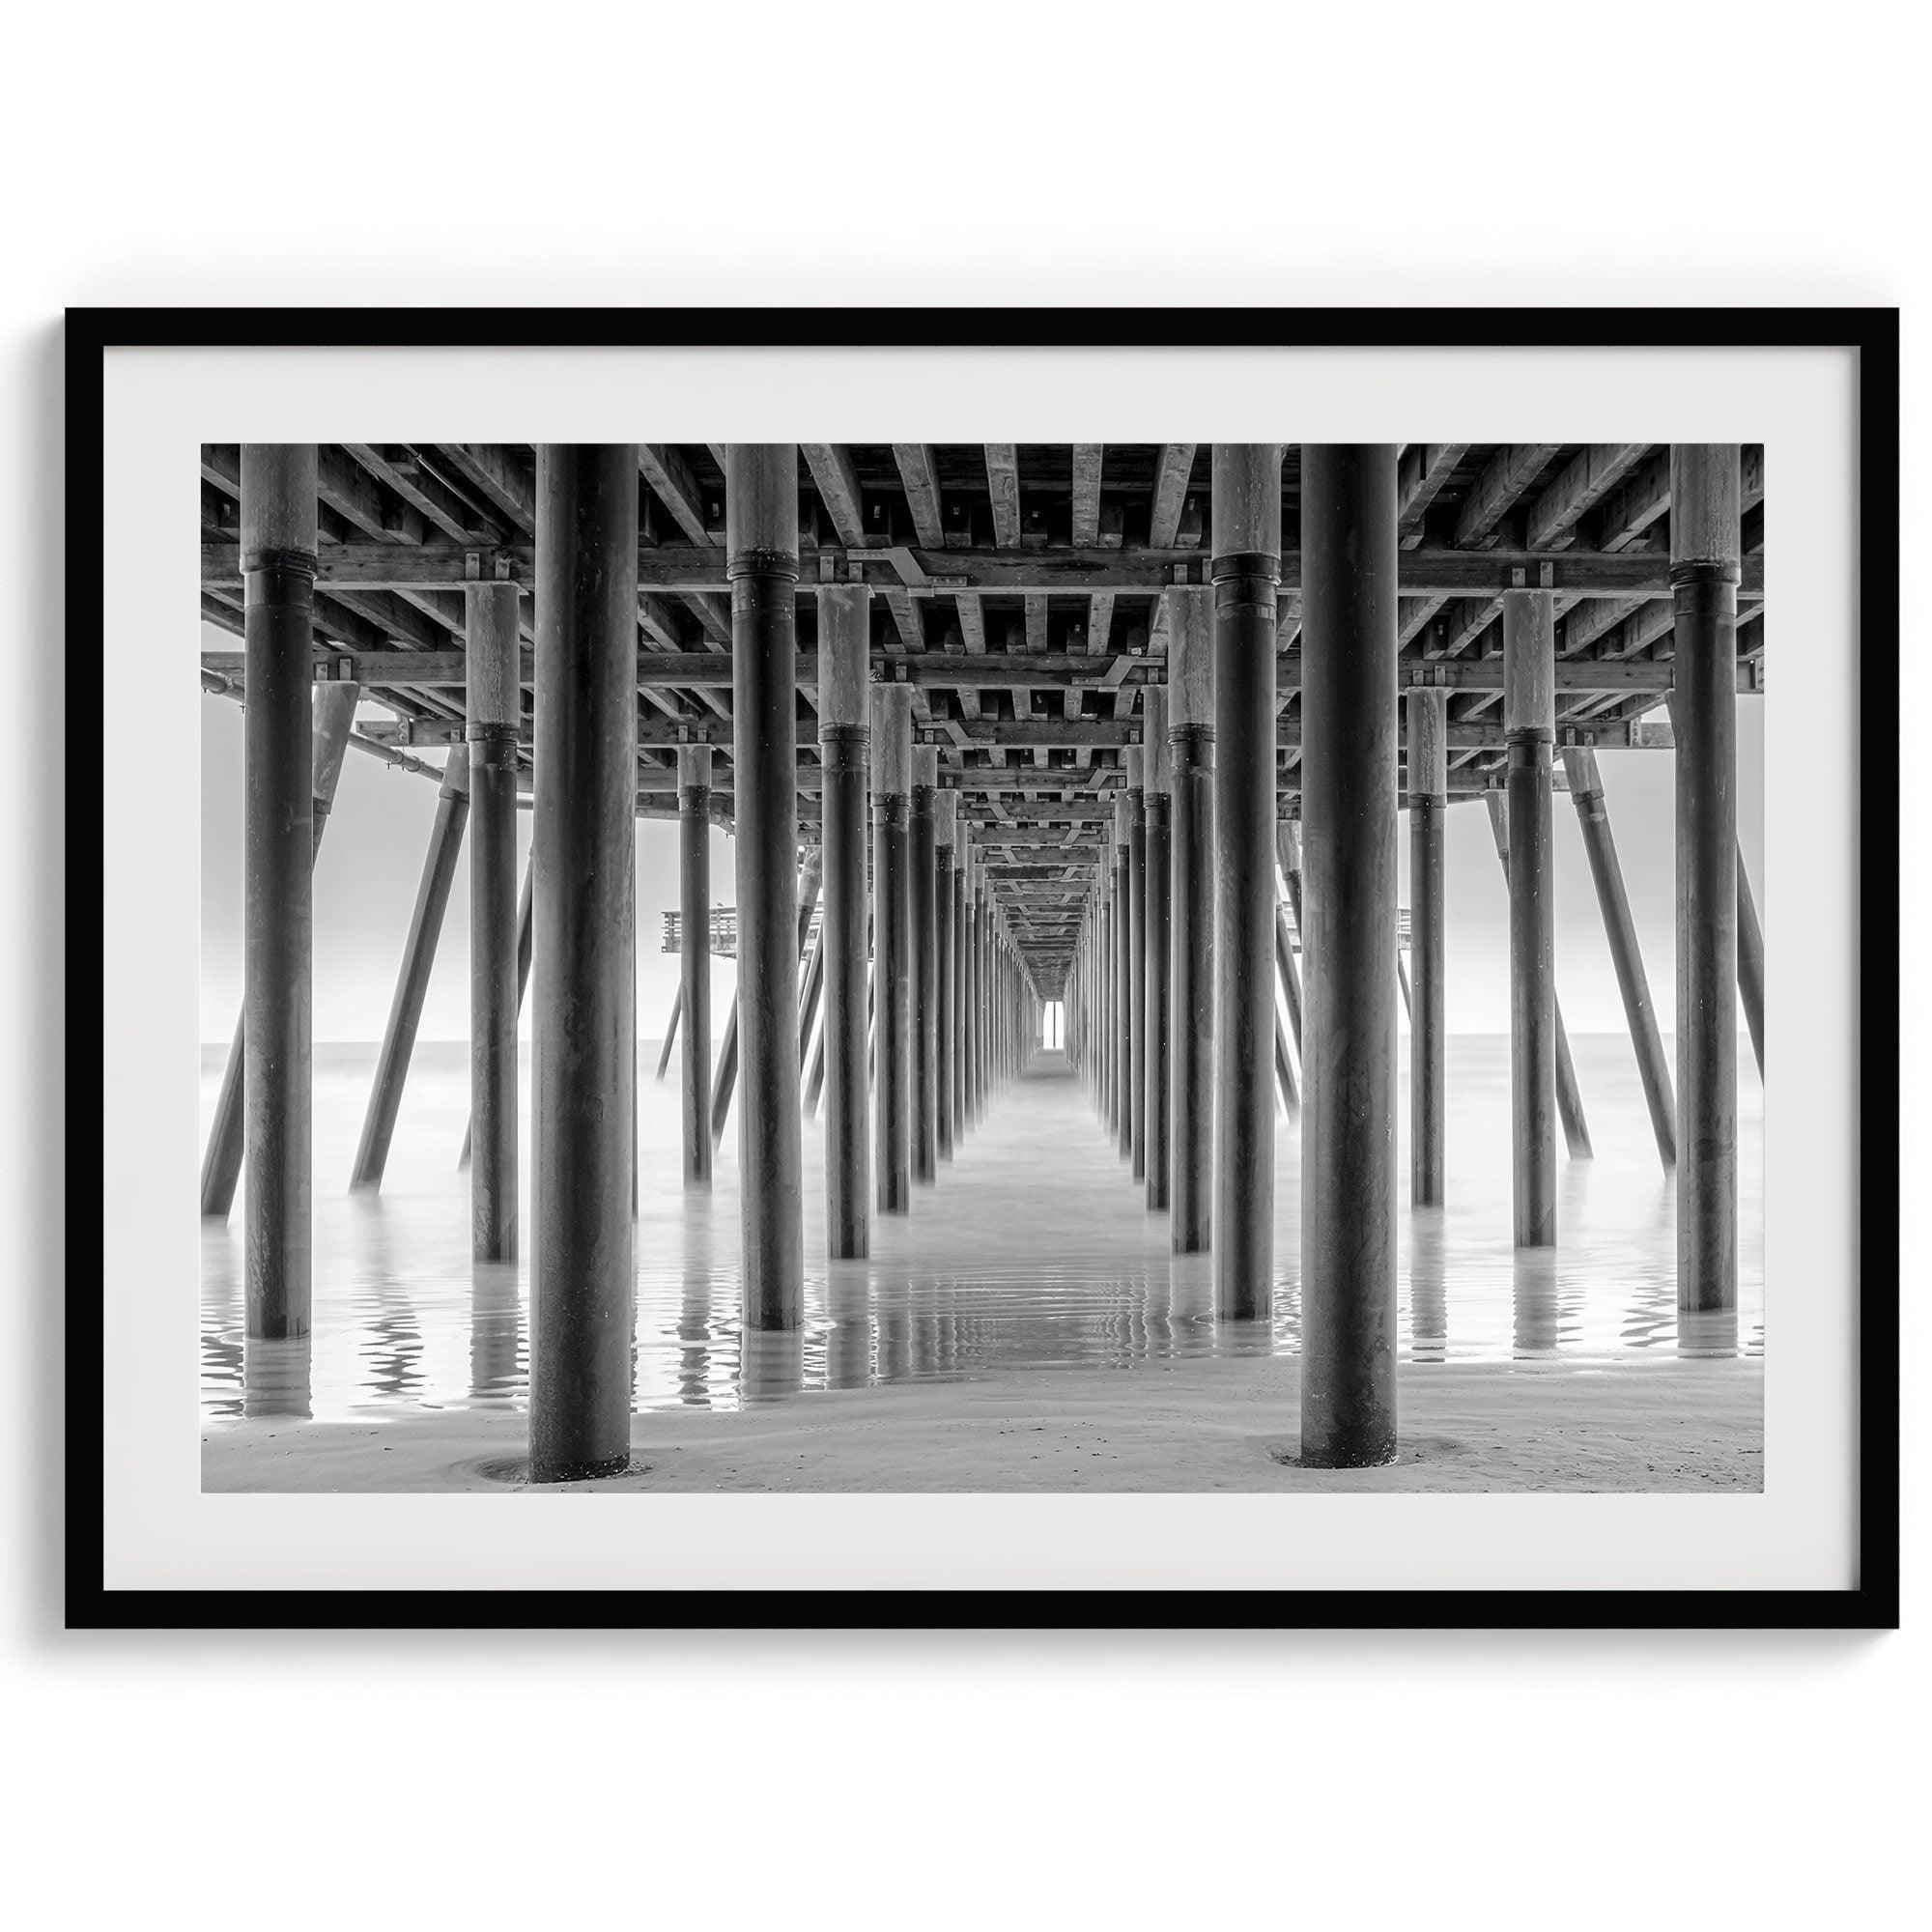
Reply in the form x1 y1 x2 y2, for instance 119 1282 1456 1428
204 1351 1762 1493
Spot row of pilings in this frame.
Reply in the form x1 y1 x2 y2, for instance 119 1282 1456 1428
211 444 1034 1483
1062 443 1750 1469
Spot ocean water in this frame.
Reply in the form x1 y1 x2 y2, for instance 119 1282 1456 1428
199 1034 1764 1426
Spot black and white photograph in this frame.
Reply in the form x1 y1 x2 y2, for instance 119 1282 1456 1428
188 435 1773 1499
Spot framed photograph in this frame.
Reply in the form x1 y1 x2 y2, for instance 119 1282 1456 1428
71 307 1897 1628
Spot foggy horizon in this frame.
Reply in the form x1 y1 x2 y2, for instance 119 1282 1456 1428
198 627 1768 1046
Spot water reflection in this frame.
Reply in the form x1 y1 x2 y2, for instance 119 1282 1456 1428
824 1265 872 1390
469 1262 523 1406
674 1199 725 1406
1511 1247 1563 1358
201 1239 244 1420
352 1198 422 1403
1408 1209 1448 1365
1678 1308 1741 1360
1216 1318 1276 1359
242 1335 312 1419
739 1327 805 1402
198 1035 1766 1430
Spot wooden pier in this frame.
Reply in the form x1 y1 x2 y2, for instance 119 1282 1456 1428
200 441 1764 1476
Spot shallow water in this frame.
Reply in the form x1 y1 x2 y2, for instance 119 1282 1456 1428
200 1035 1763 1426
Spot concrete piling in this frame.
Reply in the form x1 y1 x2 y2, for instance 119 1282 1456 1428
529 443 638 1483
1210 443 1282 1323
1299 442 1400 1468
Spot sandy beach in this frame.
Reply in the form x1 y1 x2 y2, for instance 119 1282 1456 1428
204 1350 1762 1493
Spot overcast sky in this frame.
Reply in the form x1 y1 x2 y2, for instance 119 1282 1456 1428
198 631 1766 1043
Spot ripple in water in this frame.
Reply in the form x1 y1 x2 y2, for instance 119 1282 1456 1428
200 1037 1765 1427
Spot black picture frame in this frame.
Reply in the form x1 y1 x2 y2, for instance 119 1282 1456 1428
66 306 1900 1632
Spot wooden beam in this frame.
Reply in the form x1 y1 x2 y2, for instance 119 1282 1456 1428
435 444 534 529
883 586 926 653
317 445 423 546
892 444 945 548
801 443 866 548
342 444 491 543
205 641 1761 704
1397 443 1468 545
639 444 713 546
984 444 1020 549
1070 445 1104 547
1023 593 1049 657
1525 443 1648 550
955 595 987 654
1148 443 1196 550
1593 452 1671 551
202 539 1760 601
1453 444 1561 548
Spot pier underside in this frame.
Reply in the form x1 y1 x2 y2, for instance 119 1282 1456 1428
200 440 1765 1488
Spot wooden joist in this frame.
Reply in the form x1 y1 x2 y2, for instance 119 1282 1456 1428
435 444 534 528
1525 443 1648 550
1453 443 1561 548
639 444 713 546
342 444 491 542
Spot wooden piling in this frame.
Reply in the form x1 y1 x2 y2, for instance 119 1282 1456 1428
1270 867 1302 1112
1737 839 1765 1077
817 584 871 1256
653 988 680 1083
460 857 532 1166
1672 443 1741 1314
678 745 714 1188
1561 746 1677 1167
530 443 638 1483
1299 442 1399 1466
796 918 825 1064
201 677 358 1223
935 787 958 1161
911 744 940 1184
1503 587 1558 1246
961 847 980 1127
1274 1003 1297 1113
467 581 522 1260
241 445 320 1339
709 996 739 1143
1113 796 1132 1158
1125 745 1149 1181
1483 794 1593 1161
1406 688 1447 1205
350 747 469 1194
1142 687 1173 1211
1211 443 1282 1322
873 686 914 1213
728 445 806 1329
952 838 969 1144
1274 824 1304 1057
1098 889 1115 1132
1168 589 1215 1247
